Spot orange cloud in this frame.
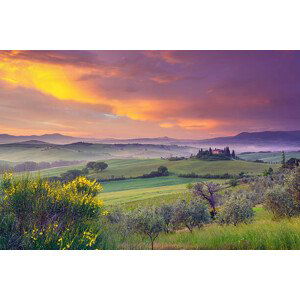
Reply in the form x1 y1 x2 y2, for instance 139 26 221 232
0 55 99 104
0 51 226 136
159 122 176 128
177 119 223 130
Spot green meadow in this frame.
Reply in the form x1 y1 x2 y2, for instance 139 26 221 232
36 158 275 182
6 158 278 207
120 206 300 250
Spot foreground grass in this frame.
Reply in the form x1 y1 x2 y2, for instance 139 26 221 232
120 207 300 250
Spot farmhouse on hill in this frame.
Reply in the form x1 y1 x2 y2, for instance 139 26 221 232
212 148 224 155
195 146 236 160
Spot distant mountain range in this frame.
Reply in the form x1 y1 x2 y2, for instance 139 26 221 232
0 133 79 144
0 130 299 151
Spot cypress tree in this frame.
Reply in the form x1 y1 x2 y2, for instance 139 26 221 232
281 151 286 168
231 150 236 159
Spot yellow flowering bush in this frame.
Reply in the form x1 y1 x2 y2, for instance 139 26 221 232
0 173 107 250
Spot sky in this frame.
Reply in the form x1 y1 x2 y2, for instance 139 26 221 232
0 50 299 139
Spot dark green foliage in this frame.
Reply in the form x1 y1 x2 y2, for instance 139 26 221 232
140 166 169 178
60 169 84 182
285 158 300 169
195 146 235 161
178 172 247 179
87 161 108 172
263 167 274 176
231 150 236 159
281 151 286 168
228 178 238 187
157 166 169 175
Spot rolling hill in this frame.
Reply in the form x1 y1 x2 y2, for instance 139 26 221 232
0 130 299 152
0 141 197 162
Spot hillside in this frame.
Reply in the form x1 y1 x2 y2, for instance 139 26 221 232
238 150 300 163
0 142 196 162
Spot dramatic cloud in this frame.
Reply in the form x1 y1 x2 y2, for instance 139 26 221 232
0 50 299 138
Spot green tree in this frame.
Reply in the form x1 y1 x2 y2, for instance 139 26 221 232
231 150 236 159
281 151 286 168
217 193 254 226
86 161 96 169
172 200 211 232
192 182 222 217
128 208 165 250
157 166 169 176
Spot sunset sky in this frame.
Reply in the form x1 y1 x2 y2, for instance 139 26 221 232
0 50 299 139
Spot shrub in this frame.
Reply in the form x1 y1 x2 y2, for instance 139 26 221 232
228 178 238 187
172 200 211 232
140 166 169 178
60 169 84 182
0 174 109 250
217 194 254 225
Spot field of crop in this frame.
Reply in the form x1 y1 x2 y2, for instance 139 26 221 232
101 175 206 193
100 175 229 206
238 151 300 162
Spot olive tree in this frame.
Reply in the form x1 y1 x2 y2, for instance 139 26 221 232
192 182 223 217
172 200 211 232
217 194 254 226
264 185 295 218
128 208 165 250
155 204 174 233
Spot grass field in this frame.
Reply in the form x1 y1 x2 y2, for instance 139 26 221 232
89 158 277 179
23 158 275 180
238 151 300 162
120 206 300 250
101 175 207 193
10 158 276 207
101 183 192 206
